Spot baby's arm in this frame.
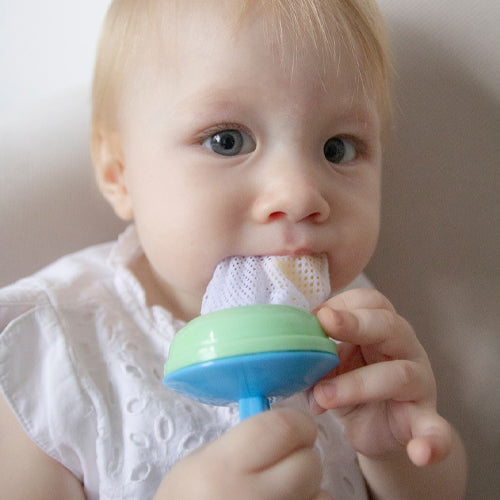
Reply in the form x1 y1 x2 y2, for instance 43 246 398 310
154 408 331 500
311 288 467 500
0 394 86 500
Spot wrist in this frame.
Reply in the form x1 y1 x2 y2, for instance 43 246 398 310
357 450 423 500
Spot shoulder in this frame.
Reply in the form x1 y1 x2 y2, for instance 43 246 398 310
1 240 115 297
0 241 122 484
0 239 123 386
0 240 118 330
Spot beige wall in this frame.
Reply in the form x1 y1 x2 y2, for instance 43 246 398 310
371 2 499 498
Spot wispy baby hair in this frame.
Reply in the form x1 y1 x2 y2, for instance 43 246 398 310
91 0 392 135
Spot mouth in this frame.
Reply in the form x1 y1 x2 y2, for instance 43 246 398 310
267 248 316 257
248 242 325 259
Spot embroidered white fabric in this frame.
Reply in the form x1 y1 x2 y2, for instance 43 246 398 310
201 255 331 314
0 227 369 500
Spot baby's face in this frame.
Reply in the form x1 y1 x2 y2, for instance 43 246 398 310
116 3 382 320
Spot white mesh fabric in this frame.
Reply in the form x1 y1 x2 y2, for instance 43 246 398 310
201 255 331 314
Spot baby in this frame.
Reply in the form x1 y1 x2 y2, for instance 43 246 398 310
0 1 466 499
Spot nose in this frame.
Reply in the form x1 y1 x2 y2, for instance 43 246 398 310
251 162 330 224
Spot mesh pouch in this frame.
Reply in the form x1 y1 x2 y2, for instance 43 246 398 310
201 255 330 314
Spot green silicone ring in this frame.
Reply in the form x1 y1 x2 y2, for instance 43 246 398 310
164 304 337 375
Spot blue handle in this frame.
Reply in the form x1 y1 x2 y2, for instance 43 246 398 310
238 395 270 420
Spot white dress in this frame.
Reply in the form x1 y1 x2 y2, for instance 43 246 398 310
0 226 368 499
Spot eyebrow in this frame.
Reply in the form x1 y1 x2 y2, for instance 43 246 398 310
173 84 380 132
174 86 252 114
333 105 380 128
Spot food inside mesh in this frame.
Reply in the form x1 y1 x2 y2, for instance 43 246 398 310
201 255 331 314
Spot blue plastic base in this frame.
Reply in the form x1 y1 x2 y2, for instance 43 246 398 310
163 350 339 419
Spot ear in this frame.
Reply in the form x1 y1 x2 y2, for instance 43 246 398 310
91 127 134 220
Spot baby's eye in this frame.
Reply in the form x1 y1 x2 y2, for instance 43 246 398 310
203 129 256 156
323 136 357 164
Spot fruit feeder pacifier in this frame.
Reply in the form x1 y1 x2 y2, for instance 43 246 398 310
163 255 339 420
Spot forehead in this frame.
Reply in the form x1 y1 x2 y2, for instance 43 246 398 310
164 1 358 68
144 1 369 90
117 0 382 131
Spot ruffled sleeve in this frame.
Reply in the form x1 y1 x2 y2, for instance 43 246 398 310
0 290 99 496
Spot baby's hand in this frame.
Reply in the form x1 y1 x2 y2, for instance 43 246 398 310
155 408 332 500
311 288 453 467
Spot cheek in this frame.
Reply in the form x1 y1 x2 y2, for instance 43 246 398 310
139 223 215 300
132 186 241 296
350 190 380 261
328 187 380 290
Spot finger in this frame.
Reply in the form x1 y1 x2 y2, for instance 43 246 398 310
307 389 327 415
210 408 318 472
321 288 396 313
260 446 323 500
313 359 433 410
407 410 453 466
317 306 424 362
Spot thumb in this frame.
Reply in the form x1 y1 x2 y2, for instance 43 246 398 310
211 408 318 472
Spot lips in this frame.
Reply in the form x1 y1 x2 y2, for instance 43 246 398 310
272 221 331 255
256 234 321 257
271 248 316 257
247 244 324 260
229 222 329 264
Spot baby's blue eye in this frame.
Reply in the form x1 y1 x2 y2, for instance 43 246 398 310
203 129 256 156
323 137 356 164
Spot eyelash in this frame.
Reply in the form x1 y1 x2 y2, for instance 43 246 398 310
196 123 251 144
195 124 370 162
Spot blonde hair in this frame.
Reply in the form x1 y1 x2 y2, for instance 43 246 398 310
92 0 392 135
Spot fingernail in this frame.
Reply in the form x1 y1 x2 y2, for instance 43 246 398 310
307 391 322 414
317 381 337 403
319 307 343 326
330 309 344 327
